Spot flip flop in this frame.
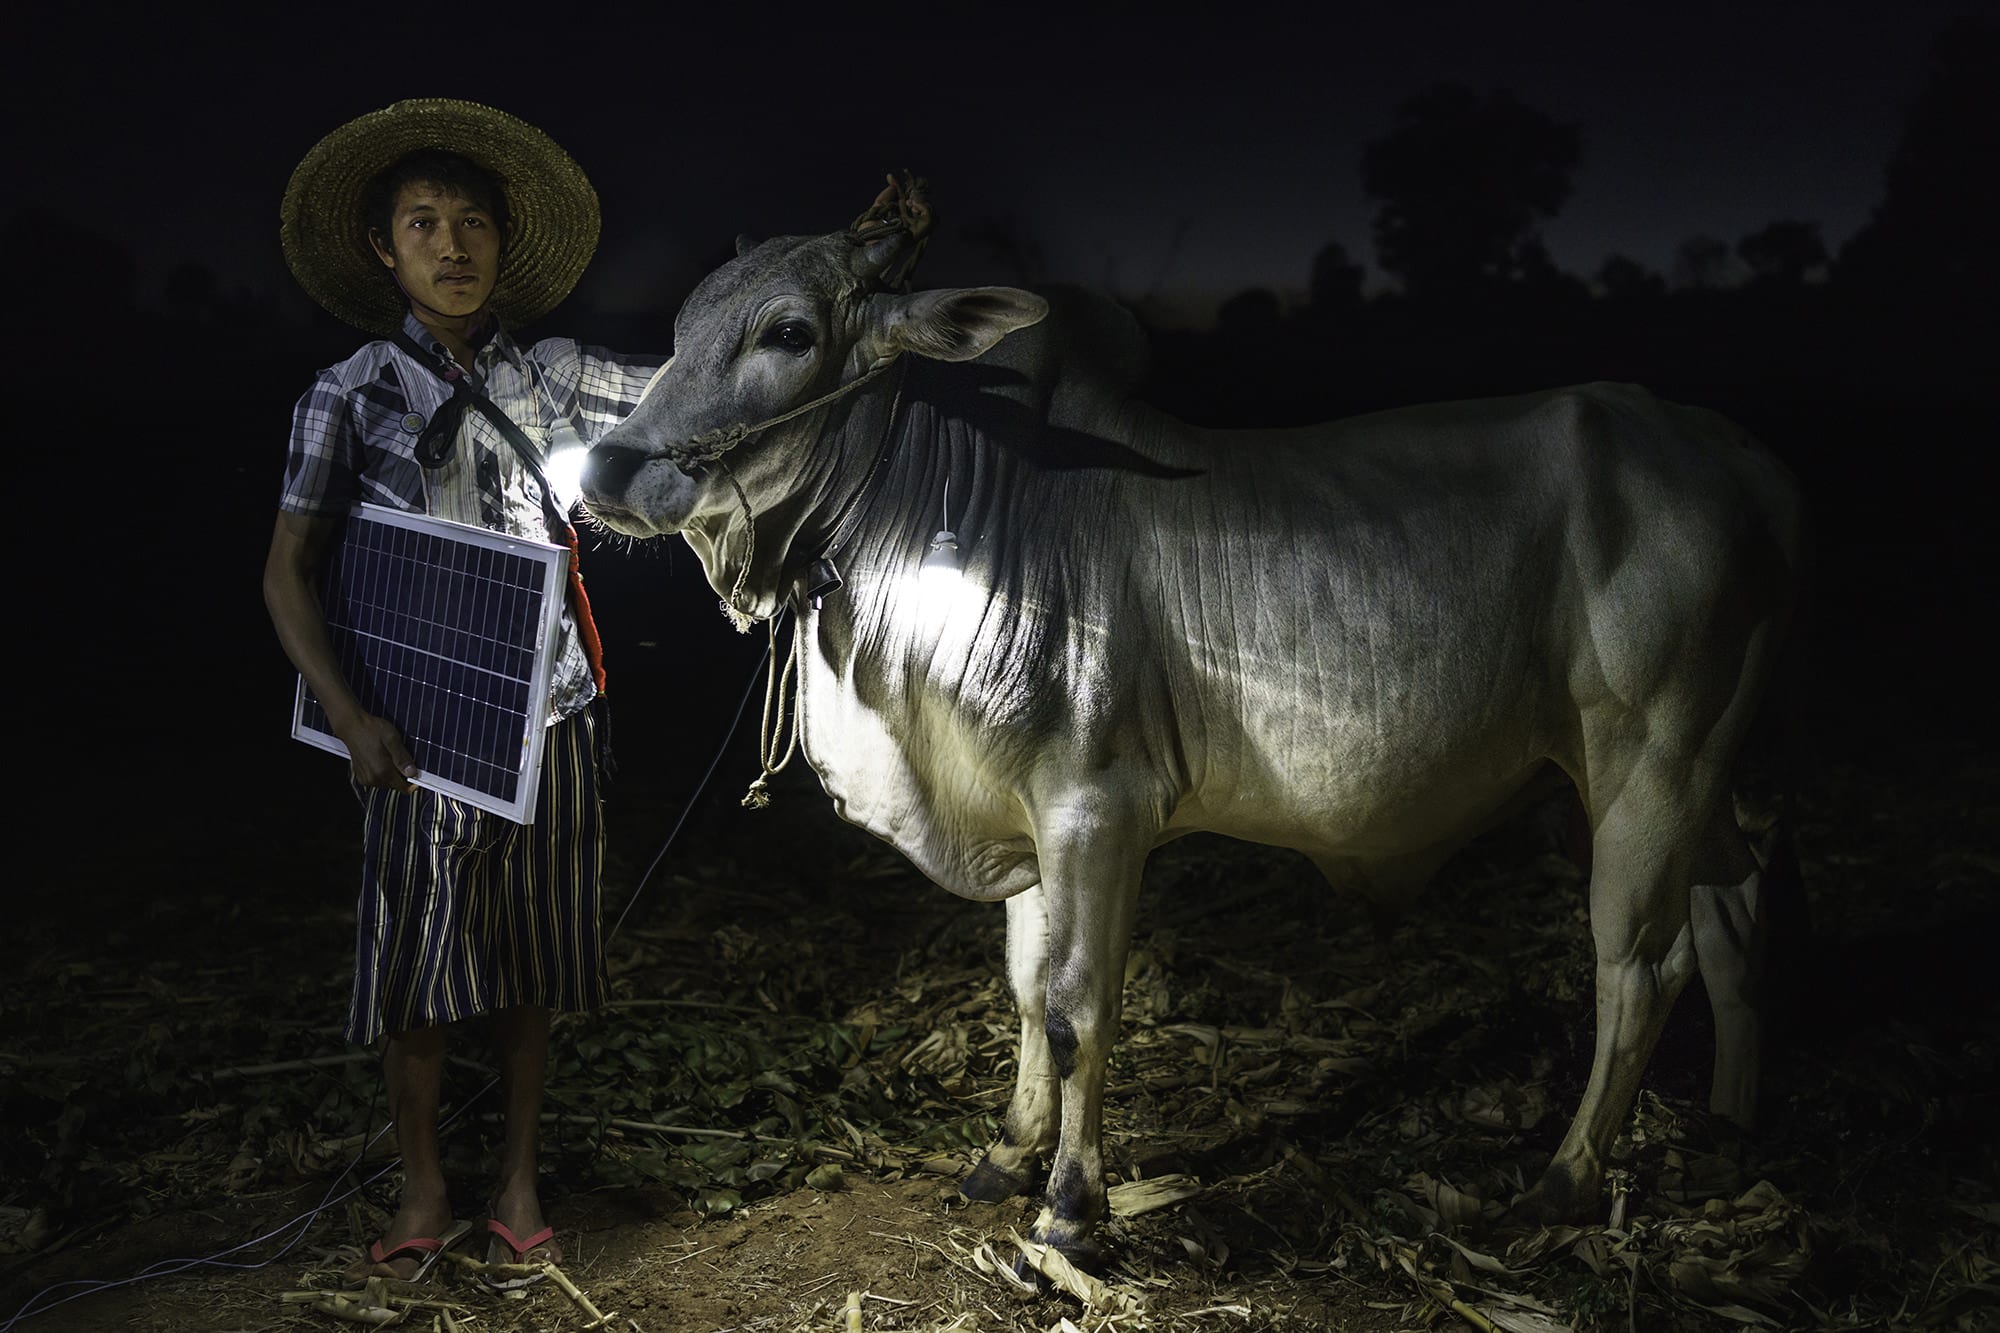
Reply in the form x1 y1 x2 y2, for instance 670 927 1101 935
344 1217 472 1288
481 1216 558 1291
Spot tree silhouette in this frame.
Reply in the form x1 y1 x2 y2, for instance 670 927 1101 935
1596 254 1665 302
958 213 1045 288
1361 84 1581 299
5 207 136 327
1514 237 1590 305
1308 241 1366 313
1837 16 1998 304
1672 234 1732 291
1738 221 1828 286
1215 286 1284 342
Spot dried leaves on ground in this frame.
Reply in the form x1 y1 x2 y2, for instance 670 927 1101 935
3 737 1994 1331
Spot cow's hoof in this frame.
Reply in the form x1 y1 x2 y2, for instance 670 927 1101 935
960 1158 1032 1203
1012 1235 1103 1289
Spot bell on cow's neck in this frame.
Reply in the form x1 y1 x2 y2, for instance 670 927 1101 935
805 556 845 610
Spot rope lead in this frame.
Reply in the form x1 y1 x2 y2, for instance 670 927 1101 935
741 613 802 808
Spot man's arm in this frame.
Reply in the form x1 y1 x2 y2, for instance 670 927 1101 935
263 511 418 791
533 339 666 444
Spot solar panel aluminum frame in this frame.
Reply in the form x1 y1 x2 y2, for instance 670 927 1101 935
290 503 568 825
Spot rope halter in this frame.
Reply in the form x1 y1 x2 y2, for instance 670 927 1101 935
666 356 900 468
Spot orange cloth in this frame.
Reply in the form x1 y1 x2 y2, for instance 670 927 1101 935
563 526 607 695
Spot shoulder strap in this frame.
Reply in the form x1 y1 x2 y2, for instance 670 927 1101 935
390 331 569 539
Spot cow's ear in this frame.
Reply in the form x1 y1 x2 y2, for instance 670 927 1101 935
878 287 1048 362
735 233 759 257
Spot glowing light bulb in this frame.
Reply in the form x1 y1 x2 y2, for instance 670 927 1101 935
920 529 960 582
911 528 965 623
543 419 587 510
911 477 968 622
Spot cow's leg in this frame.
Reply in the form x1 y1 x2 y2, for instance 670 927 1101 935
1517 760 1715 1222
1690 822 1766 1128
963 885 1058 1202
1023 814 1148 1262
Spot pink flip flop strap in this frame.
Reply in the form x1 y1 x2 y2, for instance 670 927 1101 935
486 1217 555 1258
368 1234 444 1264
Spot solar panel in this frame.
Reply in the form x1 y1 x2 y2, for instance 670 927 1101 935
291 503 567 824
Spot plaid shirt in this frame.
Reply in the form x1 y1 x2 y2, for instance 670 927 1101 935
281 312 664 721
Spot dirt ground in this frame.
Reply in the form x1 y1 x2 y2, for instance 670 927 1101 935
6 537 1996 1333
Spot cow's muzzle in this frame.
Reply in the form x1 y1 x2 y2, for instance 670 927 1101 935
579 442 652 502
579 442 704 538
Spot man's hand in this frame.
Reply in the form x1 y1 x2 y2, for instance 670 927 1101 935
266 512 420 795
337 711 420 791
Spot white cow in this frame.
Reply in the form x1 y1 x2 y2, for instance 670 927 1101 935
580 211 1806 1261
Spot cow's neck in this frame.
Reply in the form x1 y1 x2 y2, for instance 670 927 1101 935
688 366 918 625
804 361 1052 672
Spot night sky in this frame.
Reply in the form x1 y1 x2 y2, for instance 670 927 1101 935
14 3 1975 327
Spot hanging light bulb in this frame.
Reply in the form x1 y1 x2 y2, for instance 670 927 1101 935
919 526 960 581
920 476 961 584
912 477 966 622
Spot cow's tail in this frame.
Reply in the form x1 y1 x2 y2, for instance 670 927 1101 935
1737 504 1817 1055
1733 780 1812 1053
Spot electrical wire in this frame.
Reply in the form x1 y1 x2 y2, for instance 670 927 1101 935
3 643 774 1329
610 630 774 940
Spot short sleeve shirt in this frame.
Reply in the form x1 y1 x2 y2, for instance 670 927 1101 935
280 312 664 720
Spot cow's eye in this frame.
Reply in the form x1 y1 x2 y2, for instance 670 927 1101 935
762 319 815 356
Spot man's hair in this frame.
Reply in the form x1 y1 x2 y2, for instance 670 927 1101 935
361 149 512 249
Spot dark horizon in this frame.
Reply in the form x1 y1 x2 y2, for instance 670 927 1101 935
11 5 1986 334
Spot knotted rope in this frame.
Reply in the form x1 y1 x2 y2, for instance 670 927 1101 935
847 170 934 291
722 171 937 803
701 358 908 633
692 359 898 634
740 610 803 808
733 363 909 805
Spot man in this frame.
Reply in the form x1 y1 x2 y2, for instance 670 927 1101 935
264 98 663 1288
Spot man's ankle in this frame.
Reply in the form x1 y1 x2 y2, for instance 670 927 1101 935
396 1179 452 1217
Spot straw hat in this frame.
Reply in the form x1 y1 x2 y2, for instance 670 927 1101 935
281 98 600 334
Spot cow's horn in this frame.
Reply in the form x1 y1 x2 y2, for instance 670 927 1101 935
847 170 933 291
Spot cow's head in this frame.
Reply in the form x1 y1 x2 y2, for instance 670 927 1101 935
579 222 1047 557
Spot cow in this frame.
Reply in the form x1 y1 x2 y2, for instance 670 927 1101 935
578 193 1807 1263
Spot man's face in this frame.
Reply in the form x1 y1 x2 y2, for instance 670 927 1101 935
368 182 501 320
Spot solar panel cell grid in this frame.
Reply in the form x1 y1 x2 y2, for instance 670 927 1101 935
292 504 566 823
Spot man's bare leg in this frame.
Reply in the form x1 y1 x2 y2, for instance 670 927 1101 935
345 1024 452 1282
489 1005 562 1264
